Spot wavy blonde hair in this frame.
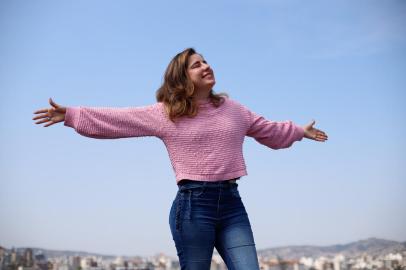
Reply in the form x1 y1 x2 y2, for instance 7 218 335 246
156 48 227 122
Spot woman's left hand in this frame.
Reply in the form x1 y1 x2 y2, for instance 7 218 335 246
302 120 328 142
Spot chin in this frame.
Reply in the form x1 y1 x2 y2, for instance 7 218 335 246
196 81 215 91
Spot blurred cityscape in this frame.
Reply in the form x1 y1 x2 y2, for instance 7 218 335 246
1 238 405 270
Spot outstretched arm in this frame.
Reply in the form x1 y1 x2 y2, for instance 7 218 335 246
247 115 306 149
33 98 165 139
244 106 328 148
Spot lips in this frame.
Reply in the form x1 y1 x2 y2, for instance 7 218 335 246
202 72 213 78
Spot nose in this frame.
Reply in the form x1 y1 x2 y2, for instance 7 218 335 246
202 62 211 71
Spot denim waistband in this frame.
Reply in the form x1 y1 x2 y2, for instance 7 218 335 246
178 178 239 187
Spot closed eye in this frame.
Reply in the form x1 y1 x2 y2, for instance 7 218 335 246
190 60 208 69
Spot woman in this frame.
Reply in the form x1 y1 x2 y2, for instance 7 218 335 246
33 48 328 270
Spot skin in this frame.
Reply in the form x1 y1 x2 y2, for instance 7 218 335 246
33 54 328 142
187 54 215 101
33 98 66 128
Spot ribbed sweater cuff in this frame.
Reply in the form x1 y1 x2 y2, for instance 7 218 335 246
296 125 305 141
64 107 81 129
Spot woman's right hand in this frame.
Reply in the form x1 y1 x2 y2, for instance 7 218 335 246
33 98 67 127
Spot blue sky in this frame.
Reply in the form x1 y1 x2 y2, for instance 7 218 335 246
1 0 405 257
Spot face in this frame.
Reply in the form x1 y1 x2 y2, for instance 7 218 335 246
187 53 216 92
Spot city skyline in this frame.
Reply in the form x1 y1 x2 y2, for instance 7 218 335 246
1 237 405 258
1 237 405 270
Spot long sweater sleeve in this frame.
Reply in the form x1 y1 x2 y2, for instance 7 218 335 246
64 103 165 139
246 109 305 150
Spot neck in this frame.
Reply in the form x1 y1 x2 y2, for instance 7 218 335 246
193 88 211 101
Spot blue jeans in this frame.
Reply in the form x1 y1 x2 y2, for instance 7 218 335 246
169 180 260 270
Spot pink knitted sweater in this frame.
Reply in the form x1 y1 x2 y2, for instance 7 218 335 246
64 97 304 183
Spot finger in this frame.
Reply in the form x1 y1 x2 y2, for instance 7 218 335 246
316 132 328 138
315 130 327 137
310 119 316 126
43 121 55 127
316 134 328 141
32 113 49 120
49 98 60 108
314 137 324 142
35 118 51 125
317 130 327 136
34 108 50 114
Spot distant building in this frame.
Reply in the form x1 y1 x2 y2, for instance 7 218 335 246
333 254 345 270
34 252 48 270
11 249 17 265
0 246 5 270
68 256 81 270
24 249 33 267
80 258 93 269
